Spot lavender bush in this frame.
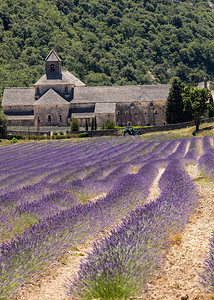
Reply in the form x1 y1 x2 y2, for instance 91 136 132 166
68 159 198 299
199 231 214 292
0 136 202 298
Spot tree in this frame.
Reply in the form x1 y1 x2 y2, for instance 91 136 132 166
70 117 79 131
209 94 214 118
101 119 115 129
182 86 214 131
85 119 88 131
166 78 192 124
91 117 94 130
0 110 7 138
94 116 97 130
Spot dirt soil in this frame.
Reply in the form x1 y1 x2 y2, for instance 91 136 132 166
12 166 214 300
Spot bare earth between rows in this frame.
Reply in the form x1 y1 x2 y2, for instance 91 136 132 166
13 166 214 300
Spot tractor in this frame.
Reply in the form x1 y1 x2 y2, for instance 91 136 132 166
123 126 140 136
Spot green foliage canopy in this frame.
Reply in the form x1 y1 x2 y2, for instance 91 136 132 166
70 117 80 131
102 119 115 129
1 0 214 105
166 77 192 124
182 86 213 131
0 110 7 137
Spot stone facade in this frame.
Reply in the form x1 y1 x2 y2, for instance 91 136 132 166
2 50 171 128
115 102 166 127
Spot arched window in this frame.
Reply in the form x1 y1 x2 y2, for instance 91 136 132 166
154 109 158 114
50 64 55 72
127 121 131 126
125 110 128 115
59 114 62 122
48 115 51 122
144 110 147 114
117 111 120 115
163 121 166 125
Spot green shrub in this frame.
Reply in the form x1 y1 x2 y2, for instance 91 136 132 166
7 134 24 140
0 111 7 138
70 118 80 132
79 132 89 138
11 137 18 143
102 119 115 129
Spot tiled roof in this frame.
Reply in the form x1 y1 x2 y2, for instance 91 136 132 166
72 113 95 118
33 89 69 106
95 102 116 114
7 115 34 120
2 88 35 106
45 49 61 62
72 84 171 104
34 71 86 87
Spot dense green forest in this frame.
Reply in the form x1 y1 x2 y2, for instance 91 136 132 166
1 0 214 104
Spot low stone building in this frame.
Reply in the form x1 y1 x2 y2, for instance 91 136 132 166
2 50 171 128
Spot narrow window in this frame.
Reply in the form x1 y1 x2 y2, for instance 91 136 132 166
144 110 147 114
59 114 62 122
154 109 158 114
117 111 120 115
125 110 128 115
48 115 51 122
50 64 55 72
127 121 131 126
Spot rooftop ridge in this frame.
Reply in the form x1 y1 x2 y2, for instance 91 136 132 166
45 49 61 62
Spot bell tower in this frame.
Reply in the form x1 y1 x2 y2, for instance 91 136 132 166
45 49 62 79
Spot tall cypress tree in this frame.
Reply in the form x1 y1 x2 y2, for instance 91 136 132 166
166 78 192 124
94 116 97 130
91 118 94 130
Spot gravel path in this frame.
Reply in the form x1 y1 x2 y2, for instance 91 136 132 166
147 166 214 299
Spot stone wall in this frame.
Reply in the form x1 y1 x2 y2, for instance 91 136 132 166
7 118 34 127
34 104 70 126
69 103 95 114
96 113 115 127
116 102 166 126
3 105 34 116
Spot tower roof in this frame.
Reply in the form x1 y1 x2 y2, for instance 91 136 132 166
34 70 85 87
45 49 61 62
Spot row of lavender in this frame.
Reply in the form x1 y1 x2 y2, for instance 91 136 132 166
197 136 214 292
0 136 206 298
0 163 161 297
0 137 178 244
0 138 166 245
68 159 199 299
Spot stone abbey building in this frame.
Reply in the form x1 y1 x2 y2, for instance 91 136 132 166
2 50 170 127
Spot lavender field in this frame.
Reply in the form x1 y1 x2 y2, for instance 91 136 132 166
0 135 214 299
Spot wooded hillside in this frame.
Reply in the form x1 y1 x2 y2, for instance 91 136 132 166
1 0 214 104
